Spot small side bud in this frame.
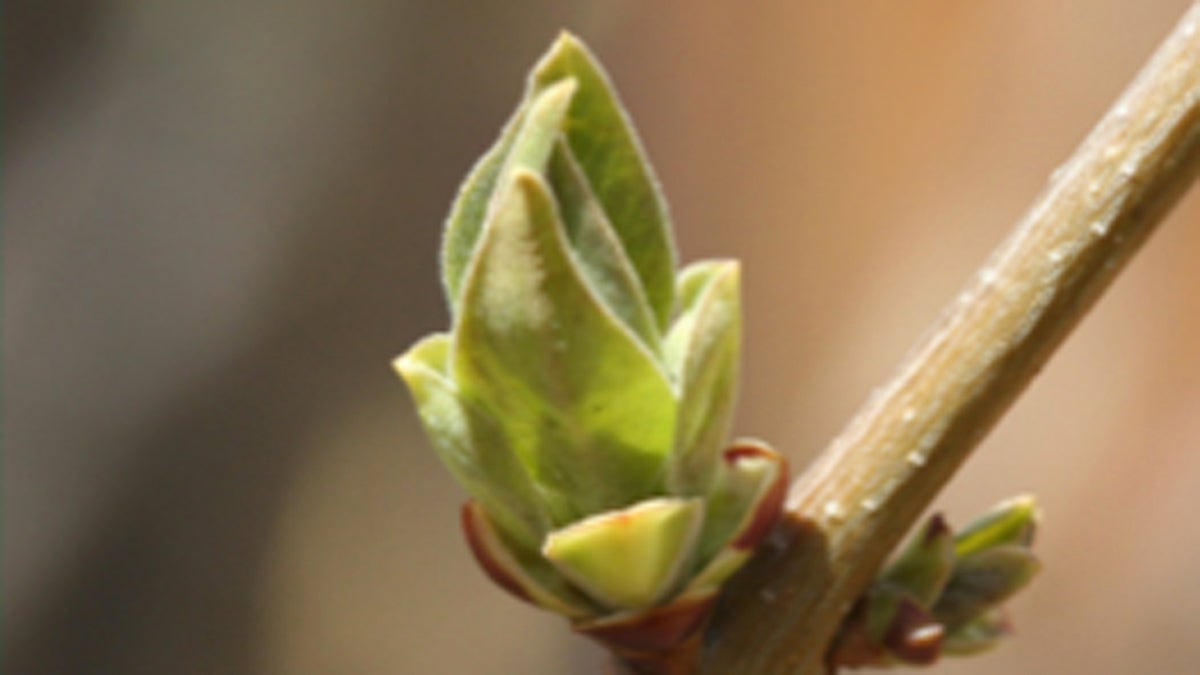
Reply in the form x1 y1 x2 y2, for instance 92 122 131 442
829 496 1042 671
880 514 956 606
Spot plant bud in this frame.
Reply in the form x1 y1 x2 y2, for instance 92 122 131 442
395 32 787 664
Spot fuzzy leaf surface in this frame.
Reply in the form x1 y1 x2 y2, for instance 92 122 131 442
664 261 742 492
530 33 676 330
453 171 676 522
394 333 546 548
442 79 577 309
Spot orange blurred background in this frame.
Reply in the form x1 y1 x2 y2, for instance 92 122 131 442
7 2 1199 673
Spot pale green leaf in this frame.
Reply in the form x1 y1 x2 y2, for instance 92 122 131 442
546 139 661 352
530 32 677 331
393 333 547 548
499 77 577 176
542 497 704 609
453 171 676 522
442 78 578 309
664 260 741 492
880 515 956 606
954 495 1039 558
441 112 521 310
691 440 782 568
933 547 1041 628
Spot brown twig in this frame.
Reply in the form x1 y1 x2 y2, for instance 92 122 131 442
700 4 1200 674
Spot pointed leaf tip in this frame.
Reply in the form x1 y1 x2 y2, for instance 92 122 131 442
530 32 677 331
881 513 956 606
687 440 787 593
441 72 579 312
955 495 1040 557
546 138 661 351
666 260 743 492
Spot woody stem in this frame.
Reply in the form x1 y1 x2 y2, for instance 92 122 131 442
700 4 1200 674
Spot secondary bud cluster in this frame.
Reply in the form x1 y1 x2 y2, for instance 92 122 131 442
830 496 1041 669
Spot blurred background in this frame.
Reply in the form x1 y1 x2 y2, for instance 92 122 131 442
6 1 1199 673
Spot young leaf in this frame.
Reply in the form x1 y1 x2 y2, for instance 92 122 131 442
546 139 661 352
453 171 677 520
933 547 1041 628
690 440 786 576
880 514 956 606
442 113 522 309
530 32 677 331
393 333 547 549
441 78 578 309
542 497 704 609
954 495 1039 557
664 261 742 492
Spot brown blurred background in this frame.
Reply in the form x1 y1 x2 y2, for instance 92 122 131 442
6 1 1199 673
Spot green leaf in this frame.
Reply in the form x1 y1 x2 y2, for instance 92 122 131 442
453 170 677 522
933 546 1040 629
663 261 723 379
941 609 1009 656
691 440 784 572
546 139 661 352
880 515 957 606
954 495 1039 558
530 32 677 331
393 333 547 548
500 78 578 176
442 78 578 310
542 497 704 609
664 261 742 492
441 112 522 311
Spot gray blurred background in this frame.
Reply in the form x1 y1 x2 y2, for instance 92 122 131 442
6 1 1200 673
